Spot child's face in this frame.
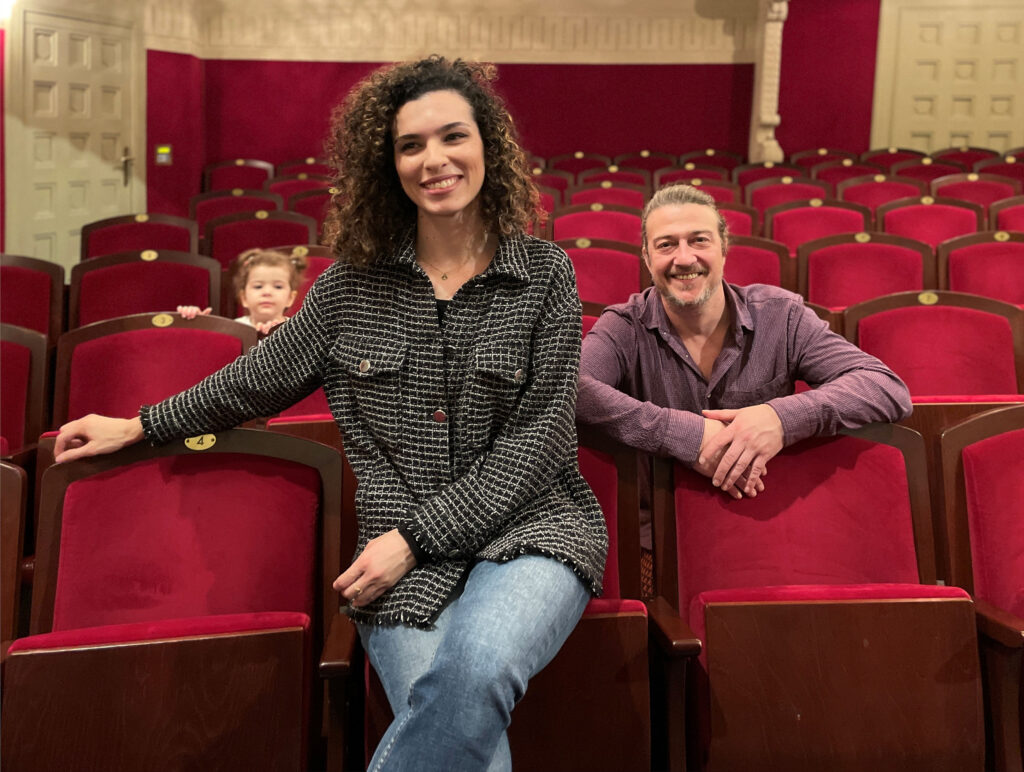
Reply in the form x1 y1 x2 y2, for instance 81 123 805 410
239 265 297 323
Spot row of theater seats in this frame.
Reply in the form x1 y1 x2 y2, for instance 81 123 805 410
2 401 1021 770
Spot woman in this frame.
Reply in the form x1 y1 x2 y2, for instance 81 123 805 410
55 56 607 771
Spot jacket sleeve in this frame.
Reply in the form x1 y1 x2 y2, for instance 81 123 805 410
139 269 334 444
766 302 913 445
401 251 588 560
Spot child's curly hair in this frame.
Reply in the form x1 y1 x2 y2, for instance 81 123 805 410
322 55 542 269
230 248 308 297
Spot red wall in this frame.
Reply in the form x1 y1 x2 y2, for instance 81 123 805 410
144 0 881 214
777 0 881 154
146 50 205 217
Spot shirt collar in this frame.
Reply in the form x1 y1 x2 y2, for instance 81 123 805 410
640 281 755 335
392 228 530 283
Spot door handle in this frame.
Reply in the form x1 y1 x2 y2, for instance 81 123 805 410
119 147 134 186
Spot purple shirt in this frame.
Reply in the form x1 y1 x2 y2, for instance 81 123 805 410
577 283 912 465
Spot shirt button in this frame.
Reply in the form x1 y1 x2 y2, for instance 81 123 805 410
433 409 448 423
358 359 371 373
514 368 525 383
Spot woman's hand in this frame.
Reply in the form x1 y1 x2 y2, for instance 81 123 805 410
176 305 212 320
54 415 145 463
333 529 417 608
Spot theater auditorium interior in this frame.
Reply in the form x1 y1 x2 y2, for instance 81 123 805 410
1 0 1023 770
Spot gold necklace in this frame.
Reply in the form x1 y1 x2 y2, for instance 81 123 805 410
419 256 475 281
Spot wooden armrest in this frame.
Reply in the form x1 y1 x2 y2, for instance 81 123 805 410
319 611 358 678
975 599 1024 649
647 596 701 657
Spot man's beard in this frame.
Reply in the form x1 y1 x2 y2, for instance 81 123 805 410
658 279 715 310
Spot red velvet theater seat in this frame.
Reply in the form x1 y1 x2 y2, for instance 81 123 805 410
69 250 221 328
745 176 833 214
264 173 333 202
990 194 1024 231
938 231 1024 307
546 151 613 178
529 167 575 197
717 201 759 237
722 235 792 290
321 429 653 772
578 166 652 190
0 429 343 772
732 161 803 190
890 157 968 183
0 324 48 457
859 147 926 172
556 237 649 315
797 232 935 311
973 156 1024 183
931 146 1000 169
663 177 740 204
843 290 1024 399
655 165 731 186
551 204 643 246
930 173 1022 214
568 180 647 210
877 195 984 248
202 157 274 191
613 150 678 174
788 147 858 170
51 313 258 426
939 405 1024 772
765 198 872 256
202 210 318 270
275 156 333 177
836 173 927 215
0 254 65 343
287 187 335 236
79 213 199 260
679 148 744 173
1 460 27 644
810 158 885 185
649 424 984 772
189 188 284 237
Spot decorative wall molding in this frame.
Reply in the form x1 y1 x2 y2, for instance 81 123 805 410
748 0 787 161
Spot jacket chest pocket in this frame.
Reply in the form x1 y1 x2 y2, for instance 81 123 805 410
335 336 408 451
463 344 530 448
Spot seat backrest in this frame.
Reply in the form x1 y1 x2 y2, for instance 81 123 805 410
80 214 199 260
203 211 319 269
930 173 1022 210
810 159 886 184
202 159 275 191
612 150 677 173
529 168 575 194
788 147 858 169
577 427 644 600
556 237 648 311
289 254 337 315
859 147 926 171
679 148 744 172
745 176 833 213
31 429 342 636
546 152 612 178
989 195 1024 230
190 189 284 233
53 313 259 425
938 231 1024 305
797 232 934 309
0 254 65 341
718 201 759 237
836 174 927 213
733 162 803 189
577 166 651 189
69 250 221 328
844 290 1024 396
287 187 335 234
275 157 333 177
972 157 1024 182
891 158 968 182
722 235 790 289
931 146 1000 168
0 324 48 453
551 204 642 245
766 199 871 255
567 181 647 209
264 173 333 201
655 164 730 186
1 461 27 642
940 405 1024 616
653 424 933 616
877 196 984 247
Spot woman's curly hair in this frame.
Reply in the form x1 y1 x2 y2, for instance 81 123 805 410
322 56 541 268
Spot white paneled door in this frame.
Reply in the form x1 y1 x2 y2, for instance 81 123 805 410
7 10 142 270
873 0 1024 153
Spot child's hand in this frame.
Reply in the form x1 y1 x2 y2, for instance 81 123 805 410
254 317 287 335
176 305 212 320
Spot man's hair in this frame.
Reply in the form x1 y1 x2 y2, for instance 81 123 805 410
322 55 541 269
640 183 730 255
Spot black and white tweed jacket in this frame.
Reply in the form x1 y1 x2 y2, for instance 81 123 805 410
140 231 608 627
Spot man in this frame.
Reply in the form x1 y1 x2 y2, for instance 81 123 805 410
576 183 912 503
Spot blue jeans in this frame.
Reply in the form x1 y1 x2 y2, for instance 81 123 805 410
357 555 590 771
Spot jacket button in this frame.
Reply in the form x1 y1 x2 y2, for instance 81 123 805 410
358 359 371 373
513 368 525 383
433 409 448 422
